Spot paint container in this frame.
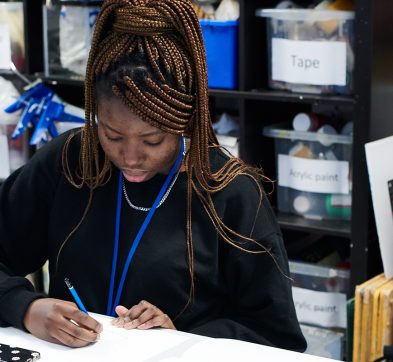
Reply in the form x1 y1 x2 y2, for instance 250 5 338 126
292 112 321 132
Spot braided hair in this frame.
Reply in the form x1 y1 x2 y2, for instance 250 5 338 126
61 0 273 305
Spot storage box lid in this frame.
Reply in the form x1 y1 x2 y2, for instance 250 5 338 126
263 123 352 145
289 261 350 279
256 9 354 21
199 19 239 27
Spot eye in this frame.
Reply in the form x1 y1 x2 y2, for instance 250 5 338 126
106 134 122 142
144 139 163 146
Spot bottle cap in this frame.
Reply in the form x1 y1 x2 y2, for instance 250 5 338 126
293 112 320 132
293 195 311 214
317 124 337 146
317 124 337 135
341 121 353 136
325 194 352 219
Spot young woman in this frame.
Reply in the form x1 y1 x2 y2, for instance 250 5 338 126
0 0 306 351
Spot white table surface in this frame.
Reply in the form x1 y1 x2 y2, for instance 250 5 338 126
0 313 337 361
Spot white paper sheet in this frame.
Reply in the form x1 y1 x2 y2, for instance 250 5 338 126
0 313 338 361
365 136 393 278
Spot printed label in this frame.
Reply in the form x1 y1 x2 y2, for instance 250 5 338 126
272 38 347 86
0 135 10 179
278 154 349 194
292 286 347 328
0 23 11 69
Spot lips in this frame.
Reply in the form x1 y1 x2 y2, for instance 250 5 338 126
122 170 151 183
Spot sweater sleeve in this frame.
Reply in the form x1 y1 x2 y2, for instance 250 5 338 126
0 135 66 330
189 175 307 352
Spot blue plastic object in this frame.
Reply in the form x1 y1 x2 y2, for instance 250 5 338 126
200 19 239 90
4 81 85 145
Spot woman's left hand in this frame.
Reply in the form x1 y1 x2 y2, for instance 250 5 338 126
111 300 176 330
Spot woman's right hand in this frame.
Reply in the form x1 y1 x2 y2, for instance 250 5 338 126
23 298 102 347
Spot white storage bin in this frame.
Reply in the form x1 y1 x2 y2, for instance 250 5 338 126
264 123 352 220
289 261 350 329
256 9 355 94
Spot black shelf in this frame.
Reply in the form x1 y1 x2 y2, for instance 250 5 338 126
39 74 84 87
208 89 244 98
276 213 351 238
49 0 103 5
38 78 356 107
38 68 356 107
244 89 356 105
20 0 393 297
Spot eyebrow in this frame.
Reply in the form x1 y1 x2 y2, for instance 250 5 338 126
140 130 165 137
100 120 164 137
101 121 122 135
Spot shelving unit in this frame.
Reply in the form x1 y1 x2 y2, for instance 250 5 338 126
20 0 393 295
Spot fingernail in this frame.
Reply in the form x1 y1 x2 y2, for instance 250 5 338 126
138 323 147 329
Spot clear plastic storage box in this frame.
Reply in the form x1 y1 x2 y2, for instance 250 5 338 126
289 261 350 294
289 261 350 330
43 2 100 79
263 123 353 220
0 2 25 71
301 324 344 360
256 9 355 94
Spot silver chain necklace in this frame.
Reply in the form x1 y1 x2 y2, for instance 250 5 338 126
122 137 186 212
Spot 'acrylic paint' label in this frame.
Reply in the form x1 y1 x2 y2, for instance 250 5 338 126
278 154 349 194
292 286 347 328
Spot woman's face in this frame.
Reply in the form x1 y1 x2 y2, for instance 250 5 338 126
97 97 181 183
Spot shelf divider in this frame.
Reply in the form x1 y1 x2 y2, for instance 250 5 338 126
277 213 351 238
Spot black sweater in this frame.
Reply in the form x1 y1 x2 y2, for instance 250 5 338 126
0 131 306 351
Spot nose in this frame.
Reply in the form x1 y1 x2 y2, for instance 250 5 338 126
122 142 145 168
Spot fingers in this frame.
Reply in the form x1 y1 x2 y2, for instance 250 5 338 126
134 313 173 330
112 300 175 330
111 305 133 327
114 305 129 318
23 298 103 348
58 317 100 345
54 327 96 348
60 304 103 334
112 301 148 327
51 303 101 347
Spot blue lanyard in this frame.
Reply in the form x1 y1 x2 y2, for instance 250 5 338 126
106 137 185 317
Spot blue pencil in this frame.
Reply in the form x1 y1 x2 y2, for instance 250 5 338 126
64 278 89 314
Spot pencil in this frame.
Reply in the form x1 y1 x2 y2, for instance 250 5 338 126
64 278 89 314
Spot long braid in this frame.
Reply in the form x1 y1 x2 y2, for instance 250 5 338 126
61 0 274 310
